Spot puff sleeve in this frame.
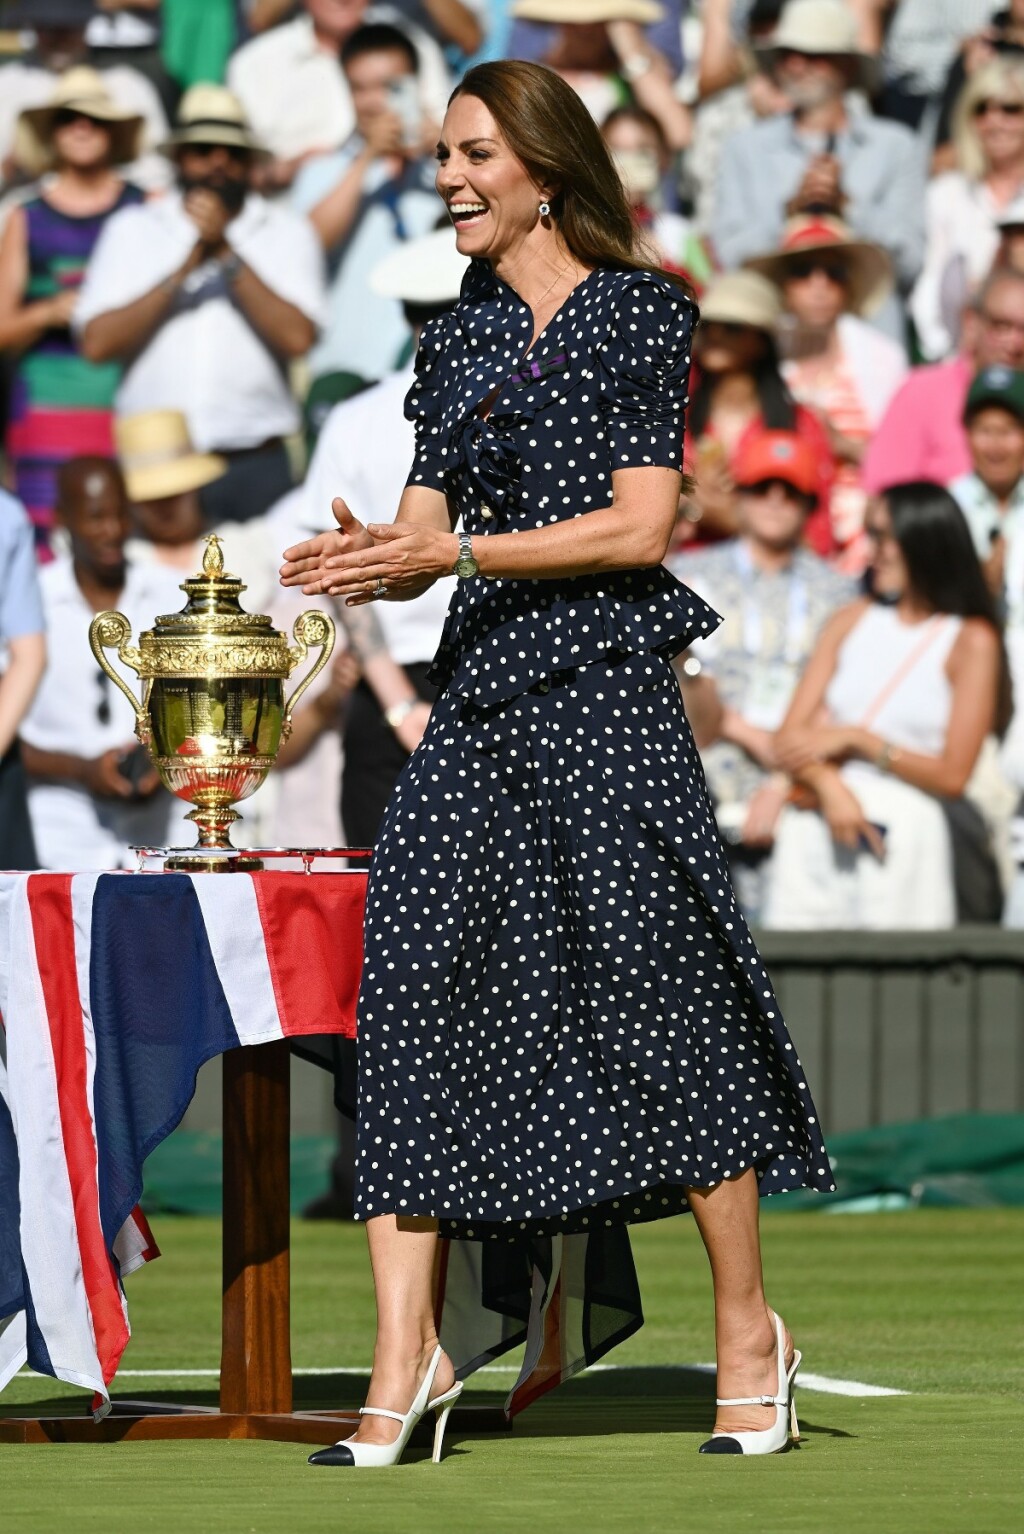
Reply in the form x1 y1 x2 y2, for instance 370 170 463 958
595 277 696 472
403 309 456 490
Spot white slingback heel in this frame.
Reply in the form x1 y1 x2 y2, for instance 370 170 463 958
308 1346 463 1467
698 1311 801 1456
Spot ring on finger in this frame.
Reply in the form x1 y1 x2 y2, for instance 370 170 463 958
374 578 387 598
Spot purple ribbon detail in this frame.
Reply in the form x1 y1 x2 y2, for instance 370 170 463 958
510 352 568 389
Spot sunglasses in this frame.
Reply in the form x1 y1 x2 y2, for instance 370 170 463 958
973 99 1024 118
788 256 849 283
96 669 111 726
184 142 250 163
53 108 106 130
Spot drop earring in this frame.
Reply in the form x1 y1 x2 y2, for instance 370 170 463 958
539 200 551 218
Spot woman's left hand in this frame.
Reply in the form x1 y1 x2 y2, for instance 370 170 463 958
320 523 459 604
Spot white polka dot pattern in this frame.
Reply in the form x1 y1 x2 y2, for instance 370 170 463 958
355 653 835 1236
404 261 721 705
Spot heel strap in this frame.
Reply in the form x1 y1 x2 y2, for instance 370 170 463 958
359 1406 407 1423
715 1394 787 1408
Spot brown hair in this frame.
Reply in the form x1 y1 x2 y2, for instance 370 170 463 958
450 60 661 279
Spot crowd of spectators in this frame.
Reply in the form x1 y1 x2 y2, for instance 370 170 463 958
4 0 1024 933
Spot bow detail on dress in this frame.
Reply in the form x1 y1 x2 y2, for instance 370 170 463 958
448 415 522 511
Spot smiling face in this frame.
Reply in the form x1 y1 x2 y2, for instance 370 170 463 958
52 111 114 171
774 49 847 112
435 93 552 268
783 258 847 329
738 479 810 552
58 464 131 584
967 404 1024 495
973 89 1024 170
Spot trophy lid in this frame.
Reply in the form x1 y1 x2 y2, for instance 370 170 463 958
136 532 294 678
176 533 249 619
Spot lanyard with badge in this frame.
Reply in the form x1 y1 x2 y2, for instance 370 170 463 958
734 544 809 730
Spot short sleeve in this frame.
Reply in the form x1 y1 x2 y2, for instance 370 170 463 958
404 310 455 491
0 494 44 640
596 277 696 472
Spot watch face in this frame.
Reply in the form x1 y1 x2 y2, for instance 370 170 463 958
455 555 479 578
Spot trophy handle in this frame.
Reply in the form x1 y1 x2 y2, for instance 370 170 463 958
284 610 336 737
89 610 151 746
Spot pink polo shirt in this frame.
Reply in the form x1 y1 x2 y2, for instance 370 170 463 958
861 354 973 495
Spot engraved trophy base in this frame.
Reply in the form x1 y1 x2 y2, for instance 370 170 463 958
162 805 263 873
163 851 265 874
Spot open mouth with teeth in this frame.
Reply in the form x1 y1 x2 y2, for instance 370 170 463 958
449 201 489 227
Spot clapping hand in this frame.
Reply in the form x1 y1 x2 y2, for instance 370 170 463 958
184 187 233 254
281 498 456 603
280 498 375 592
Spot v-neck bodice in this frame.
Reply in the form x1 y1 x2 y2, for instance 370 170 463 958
405 259 720 703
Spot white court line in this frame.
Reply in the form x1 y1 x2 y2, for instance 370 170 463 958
17 1364 907 1397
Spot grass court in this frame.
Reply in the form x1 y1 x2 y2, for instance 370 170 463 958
2 1208 1022 1534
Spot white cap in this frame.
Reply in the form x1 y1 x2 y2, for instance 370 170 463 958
369 227 470 305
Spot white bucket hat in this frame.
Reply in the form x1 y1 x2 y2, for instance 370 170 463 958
759 0 879 95
370 227 470 305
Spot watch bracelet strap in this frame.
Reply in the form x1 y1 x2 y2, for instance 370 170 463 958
384 698 417 730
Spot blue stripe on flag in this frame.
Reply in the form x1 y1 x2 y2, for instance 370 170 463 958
0 1087 25 1321
88 874 241 1253
0 1085 54 1378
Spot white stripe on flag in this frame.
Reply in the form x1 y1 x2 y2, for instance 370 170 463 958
189 873 284 1045
70 875 137 1312
4 878 105 1396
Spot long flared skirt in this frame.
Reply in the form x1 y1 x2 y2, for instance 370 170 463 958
354 651 833 1410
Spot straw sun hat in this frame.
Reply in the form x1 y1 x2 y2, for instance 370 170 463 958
15 67 145 175
745 215 893 316
510 0 664 24
160 83 267 158
699 271 782 332
115 412 226 504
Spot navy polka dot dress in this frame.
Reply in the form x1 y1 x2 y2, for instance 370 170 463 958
354 262 834 1399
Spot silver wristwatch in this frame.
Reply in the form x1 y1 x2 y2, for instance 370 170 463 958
453 531 479 579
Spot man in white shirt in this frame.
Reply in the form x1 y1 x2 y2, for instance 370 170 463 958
20 457 187 870
76 84 327 524
227 0 453 196
293 21 441 385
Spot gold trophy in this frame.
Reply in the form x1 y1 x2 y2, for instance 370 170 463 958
89 535 335 872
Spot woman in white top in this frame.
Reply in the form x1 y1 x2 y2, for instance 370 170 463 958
765 482 1008 929
912 57 1024 361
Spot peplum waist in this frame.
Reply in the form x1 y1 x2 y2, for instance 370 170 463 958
427 567 722 704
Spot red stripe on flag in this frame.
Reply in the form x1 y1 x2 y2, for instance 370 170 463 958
129 1207 160 1264
250 872 366 1038
28 874 129 1384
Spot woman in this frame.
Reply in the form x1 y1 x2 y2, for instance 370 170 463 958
683 269 834 552
747 215 907 574
0 68 144 558
912 57 1024 362
766 483 1007 930
282 59 832 1467
601 104 714 291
